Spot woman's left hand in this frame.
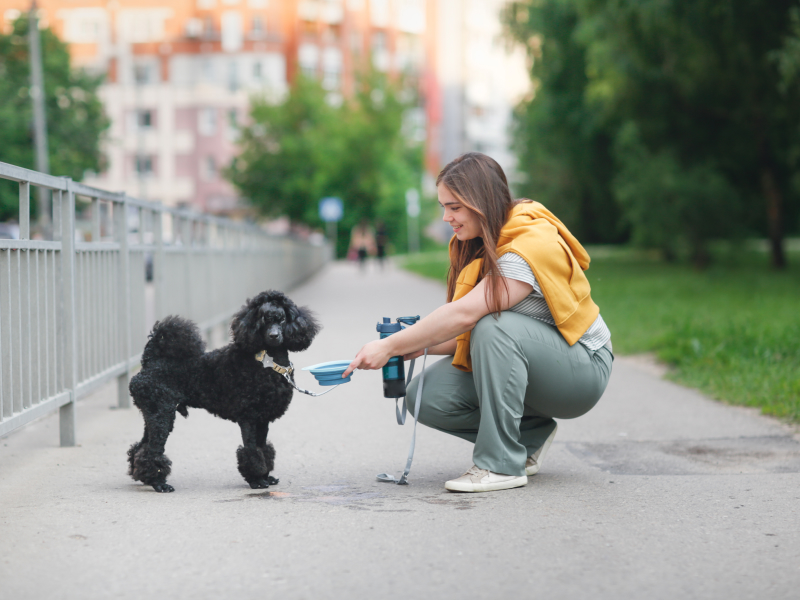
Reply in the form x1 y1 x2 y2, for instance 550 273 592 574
342 339 393 378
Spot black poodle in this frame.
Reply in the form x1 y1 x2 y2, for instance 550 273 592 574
127 290 320 493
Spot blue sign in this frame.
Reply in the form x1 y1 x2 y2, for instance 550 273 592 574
319 197 343 222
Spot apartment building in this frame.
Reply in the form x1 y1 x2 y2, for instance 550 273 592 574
2 0 527 213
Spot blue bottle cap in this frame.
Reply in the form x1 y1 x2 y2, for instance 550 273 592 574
377 317 402 333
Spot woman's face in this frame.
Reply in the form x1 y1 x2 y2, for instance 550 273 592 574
438 185 481 241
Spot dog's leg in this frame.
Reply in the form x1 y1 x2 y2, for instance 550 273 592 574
256 422 279 486
127 423 150 478
131 408 176 493
237 421 270 489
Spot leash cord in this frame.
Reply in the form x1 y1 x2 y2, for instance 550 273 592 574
376 347 428 485
281 372 341 397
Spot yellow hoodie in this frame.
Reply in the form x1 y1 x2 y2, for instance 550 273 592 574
450 201 599 372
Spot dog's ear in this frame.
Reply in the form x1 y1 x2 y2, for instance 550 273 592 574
230 298 261 350
282 302 320 352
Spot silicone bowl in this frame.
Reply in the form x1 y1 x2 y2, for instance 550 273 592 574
301 360 353 386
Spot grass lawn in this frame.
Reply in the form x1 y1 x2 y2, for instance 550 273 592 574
401 247 800 423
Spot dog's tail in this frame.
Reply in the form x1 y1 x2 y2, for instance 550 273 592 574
141 315 206 367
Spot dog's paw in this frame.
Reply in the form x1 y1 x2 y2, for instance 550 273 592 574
247 479 271 489
152 483 175 493
266 475 279 486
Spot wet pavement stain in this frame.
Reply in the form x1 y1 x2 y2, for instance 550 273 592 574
296 492 385 506
224 486 489 510
567 435 800 475
416 495 484 510
244 491 292 499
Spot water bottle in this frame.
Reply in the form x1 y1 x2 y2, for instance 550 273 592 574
377 316 419 398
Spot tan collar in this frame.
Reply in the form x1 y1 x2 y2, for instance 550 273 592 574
255 351 294 376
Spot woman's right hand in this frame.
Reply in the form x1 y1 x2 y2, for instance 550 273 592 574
343 339 394 378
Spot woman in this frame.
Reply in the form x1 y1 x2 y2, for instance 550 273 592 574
343 153 613 493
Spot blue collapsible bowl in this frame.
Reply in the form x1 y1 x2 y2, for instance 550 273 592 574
301 360 353 386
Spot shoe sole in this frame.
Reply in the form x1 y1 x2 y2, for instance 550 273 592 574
445 475 528 493
525 423 558 476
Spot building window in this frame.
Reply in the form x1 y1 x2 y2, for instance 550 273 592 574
299 0 320 22
203 16 214 37
252 15 265 36
227 109 239 140
221 11 243 52
228 59 239 92
253 60 263 80
298 44 319 78
135 156 154 176
370 0 390 27
137 110 153 128
198 108 217 136
133 63 157 85
185 18 203 38
201 58 215 83
204 156 217 181
371 30 387 52
371 31 389 71
322 47 342 90
322 0 344 24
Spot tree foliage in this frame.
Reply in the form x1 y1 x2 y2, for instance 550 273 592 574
227 73 422 257
502 0 623 244
0 16 109 221
504 0 800 267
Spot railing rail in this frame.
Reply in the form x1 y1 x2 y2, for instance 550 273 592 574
0 161 329 444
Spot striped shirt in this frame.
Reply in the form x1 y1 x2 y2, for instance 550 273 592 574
497 252 612 352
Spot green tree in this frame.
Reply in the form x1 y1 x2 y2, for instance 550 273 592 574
576 0 800 267
228 72 423 257
0 16 109 221
502 0 624 244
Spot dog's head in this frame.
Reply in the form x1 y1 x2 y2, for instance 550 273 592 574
230 290 320 354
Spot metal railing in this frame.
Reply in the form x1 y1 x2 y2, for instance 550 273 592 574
0 161 329 444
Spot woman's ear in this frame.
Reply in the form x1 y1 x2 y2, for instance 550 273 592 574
283 303 320 352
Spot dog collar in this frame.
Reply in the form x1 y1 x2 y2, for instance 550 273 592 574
255 351 294 376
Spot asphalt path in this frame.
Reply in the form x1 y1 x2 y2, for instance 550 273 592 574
1 260 798 599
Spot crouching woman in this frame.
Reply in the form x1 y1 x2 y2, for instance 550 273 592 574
343 152 613 493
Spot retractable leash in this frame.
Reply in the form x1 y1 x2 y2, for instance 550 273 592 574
375 315 429 485
376 348 428 485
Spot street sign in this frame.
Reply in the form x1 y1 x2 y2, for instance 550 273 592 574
319 197 343 222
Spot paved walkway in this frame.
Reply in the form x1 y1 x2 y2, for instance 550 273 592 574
2 261 799 599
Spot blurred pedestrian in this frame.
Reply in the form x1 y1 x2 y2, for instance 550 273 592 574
349 218 377 271
375 221 388 269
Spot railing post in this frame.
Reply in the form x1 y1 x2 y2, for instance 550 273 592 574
115 196 132 408
153 206 164 322
19 182 30 239
58 181 77 446
182 216 193 320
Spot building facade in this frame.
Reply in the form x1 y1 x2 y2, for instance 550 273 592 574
2 0 527 214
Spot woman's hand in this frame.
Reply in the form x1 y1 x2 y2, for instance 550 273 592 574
342 339 393 378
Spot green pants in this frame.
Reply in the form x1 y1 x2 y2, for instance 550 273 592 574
406 311 613 476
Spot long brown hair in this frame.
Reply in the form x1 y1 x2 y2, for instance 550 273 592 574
438 152 516 316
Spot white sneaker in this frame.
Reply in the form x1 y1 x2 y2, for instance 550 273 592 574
445 465 527 493
525 423 558 476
